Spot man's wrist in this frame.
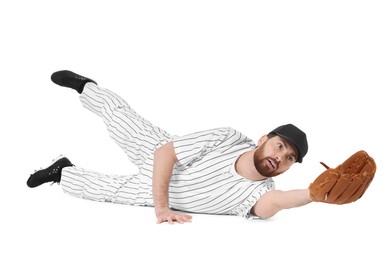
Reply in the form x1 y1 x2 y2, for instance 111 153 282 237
155 206 170 214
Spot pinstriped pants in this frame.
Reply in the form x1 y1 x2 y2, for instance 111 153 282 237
61 83 172 206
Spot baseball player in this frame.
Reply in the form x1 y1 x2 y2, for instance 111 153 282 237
27 70 376 224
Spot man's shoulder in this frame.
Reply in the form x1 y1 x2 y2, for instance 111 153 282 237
174 127 252 144
225 127 249 137
202 127 248 139
221 127 255 145
211 126 245 134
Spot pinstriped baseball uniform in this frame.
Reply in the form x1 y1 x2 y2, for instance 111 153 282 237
61 83 275 218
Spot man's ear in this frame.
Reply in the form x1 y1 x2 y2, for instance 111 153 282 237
257 135 268 146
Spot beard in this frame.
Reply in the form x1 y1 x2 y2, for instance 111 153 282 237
253 146 283 178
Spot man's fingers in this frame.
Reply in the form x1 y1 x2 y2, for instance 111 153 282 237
156 213 193 224
156 217 165 224
167 216 174 224
182 214 192 222
177 214 192 224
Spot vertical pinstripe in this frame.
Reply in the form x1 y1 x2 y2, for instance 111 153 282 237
61 83 275 218
61 83 172 206
79 83 172 168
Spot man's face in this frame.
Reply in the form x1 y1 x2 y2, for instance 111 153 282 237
253 135 298 178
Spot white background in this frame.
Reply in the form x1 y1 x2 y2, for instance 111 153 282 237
1 1 389 259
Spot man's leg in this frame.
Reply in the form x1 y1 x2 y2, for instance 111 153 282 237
60 166 150 206
51 70 173 169
28 70 168 206
27 155 151 206
80 82 172 168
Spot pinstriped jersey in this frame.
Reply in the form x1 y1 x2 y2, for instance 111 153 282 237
138 127 275 218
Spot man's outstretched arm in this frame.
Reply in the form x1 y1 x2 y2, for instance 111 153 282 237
251 189 312 219
152 141 193 224
252 149 377 219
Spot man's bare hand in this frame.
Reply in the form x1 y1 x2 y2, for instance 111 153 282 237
155 208 192 224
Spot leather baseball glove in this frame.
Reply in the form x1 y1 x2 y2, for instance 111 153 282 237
309 150 376 204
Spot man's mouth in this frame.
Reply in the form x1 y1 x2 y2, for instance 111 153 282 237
267 158 276 170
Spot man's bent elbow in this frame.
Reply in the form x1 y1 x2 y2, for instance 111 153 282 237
251 190 283 219
252 208 278 220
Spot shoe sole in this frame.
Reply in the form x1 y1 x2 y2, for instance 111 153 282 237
32 154 68 176
27 155 69 188
51 70 96 88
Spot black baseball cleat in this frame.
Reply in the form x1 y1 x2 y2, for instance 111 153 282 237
27 155 73 188
51 70 97 94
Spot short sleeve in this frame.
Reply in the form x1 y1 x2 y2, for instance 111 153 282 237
231 178 276 219
173 127 235 167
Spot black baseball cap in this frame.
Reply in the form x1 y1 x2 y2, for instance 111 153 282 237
269 124 308 163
